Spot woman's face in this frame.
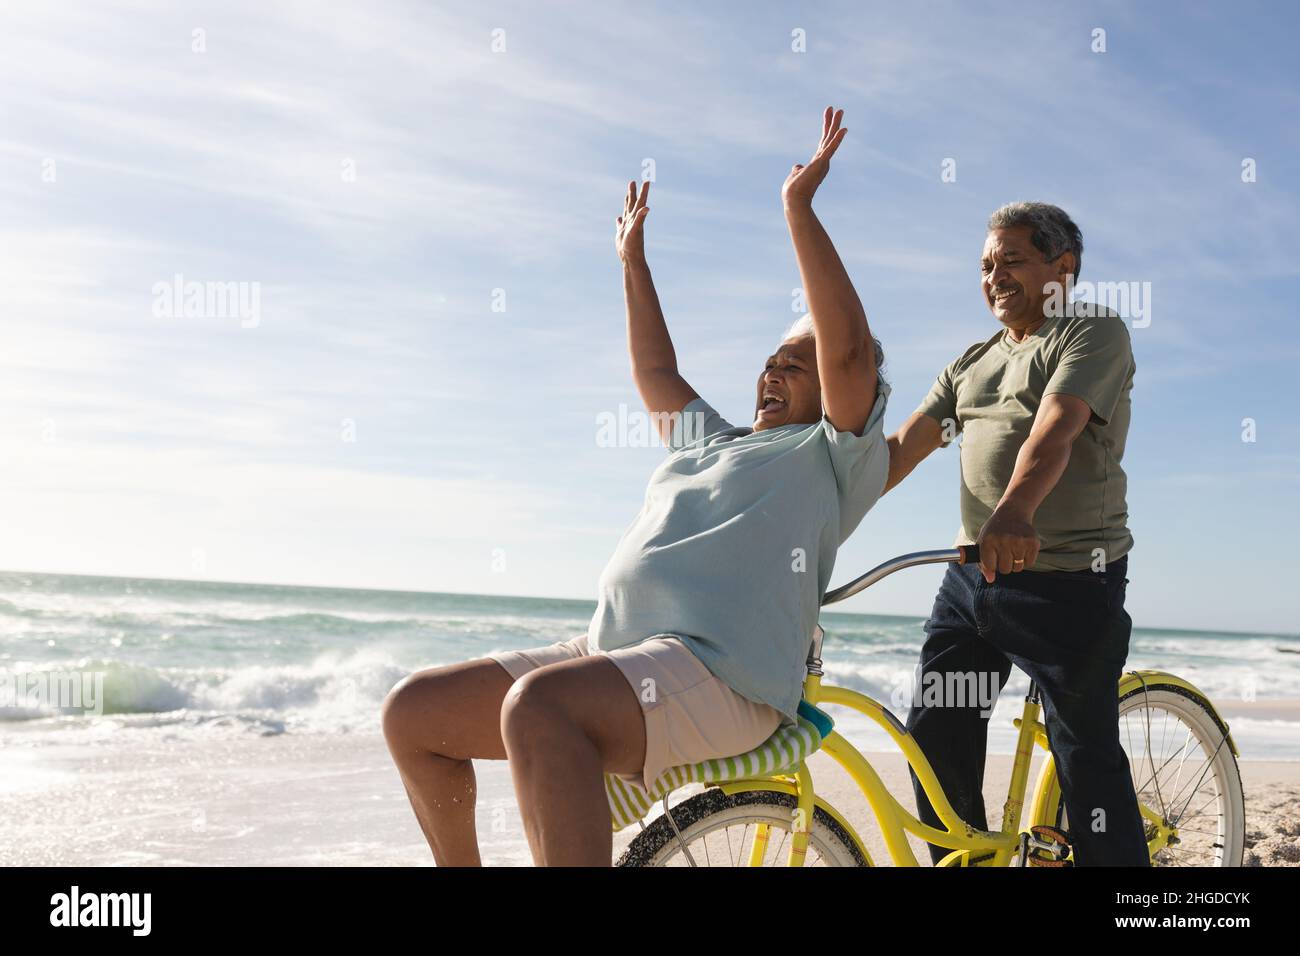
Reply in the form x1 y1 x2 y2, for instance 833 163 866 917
753 333 822 431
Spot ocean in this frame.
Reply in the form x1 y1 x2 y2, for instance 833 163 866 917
2 569 1298 760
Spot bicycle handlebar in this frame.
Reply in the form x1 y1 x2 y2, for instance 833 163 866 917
821 544 980 607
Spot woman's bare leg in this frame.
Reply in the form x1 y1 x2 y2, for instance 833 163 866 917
380 658 515 865
500 655 646 866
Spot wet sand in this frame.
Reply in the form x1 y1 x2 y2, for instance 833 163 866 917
1 728 1293 866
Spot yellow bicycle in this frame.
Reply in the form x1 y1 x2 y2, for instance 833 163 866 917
616 547 1245 867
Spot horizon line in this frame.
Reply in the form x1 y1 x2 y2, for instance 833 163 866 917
1 566 1296 642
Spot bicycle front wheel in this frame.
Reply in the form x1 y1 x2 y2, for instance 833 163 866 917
616 787 868 867
1045 682 1245 866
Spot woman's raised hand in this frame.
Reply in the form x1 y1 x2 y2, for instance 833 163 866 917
782 106 847 209
615 179 650 264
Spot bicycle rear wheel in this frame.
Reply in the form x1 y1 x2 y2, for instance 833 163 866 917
616 787 867 867
1048 683 1245 866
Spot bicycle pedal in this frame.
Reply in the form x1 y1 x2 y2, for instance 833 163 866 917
1025 825 1073 867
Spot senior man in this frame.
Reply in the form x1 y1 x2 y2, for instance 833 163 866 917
885 202 1147 866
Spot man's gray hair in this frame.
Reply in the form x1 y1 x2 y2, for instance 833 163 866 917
987 201 1084 280
782 313 887 386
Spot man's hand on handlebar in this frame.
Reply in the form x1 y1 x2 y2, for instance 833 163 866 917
974 505 1041 583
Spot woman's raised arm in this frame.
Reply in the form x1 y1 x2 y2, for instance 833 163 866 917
616 179 698 440
781 107 878 436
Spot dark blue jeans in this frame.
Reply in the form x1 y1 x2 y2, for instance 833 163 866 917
904 554 1149 866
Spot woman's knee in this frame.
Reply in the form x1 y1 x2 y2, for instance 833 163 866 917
381 660 509 751
499 669 569 748
380 668 438 747
501 660 645 775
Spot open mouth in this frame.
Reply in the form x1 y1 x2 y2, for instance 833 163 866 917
758 390 788 419
992 286 1021 308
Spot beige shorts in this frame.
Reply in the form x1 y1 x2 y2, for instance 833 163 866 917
487 634 785 791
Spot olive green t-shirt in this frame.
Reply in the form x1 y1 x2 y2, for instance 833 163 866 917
916 303 1135 572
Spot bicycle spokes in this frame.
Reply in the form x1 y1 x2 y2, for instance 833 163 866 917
1121 693 1232 866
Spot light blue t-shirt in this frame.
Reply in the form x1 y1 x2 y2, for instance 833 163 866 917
589 383 891 724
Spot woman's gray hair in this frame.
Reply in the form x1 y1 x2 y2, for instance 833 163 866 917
782 313 887 387
987 201 1084 280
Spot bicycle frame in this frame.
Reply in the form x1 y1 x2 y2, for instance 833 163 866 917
800 677 1048 866
722 548 1054 866
699 548 1231 866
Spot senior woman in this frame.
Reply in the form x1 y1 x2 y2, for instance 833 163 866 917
381 108 889 866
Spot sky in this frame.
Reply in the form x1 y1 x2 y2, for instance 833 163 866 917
1 1 1297 633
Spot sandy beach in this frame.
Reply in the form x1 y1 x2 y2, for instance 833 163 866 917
3 571 1295 867
2 718 1295 867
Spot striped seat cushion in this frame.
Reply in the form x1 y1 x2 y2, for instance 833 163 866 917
605 700 834 831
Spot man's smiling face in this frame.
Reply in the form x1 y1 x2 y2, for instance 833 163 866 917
981 225 1075 336
754 333 822 431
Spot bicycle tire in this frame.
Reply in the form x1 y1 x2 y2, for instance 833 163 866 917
615 787 868 867
1044 683 1245 866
